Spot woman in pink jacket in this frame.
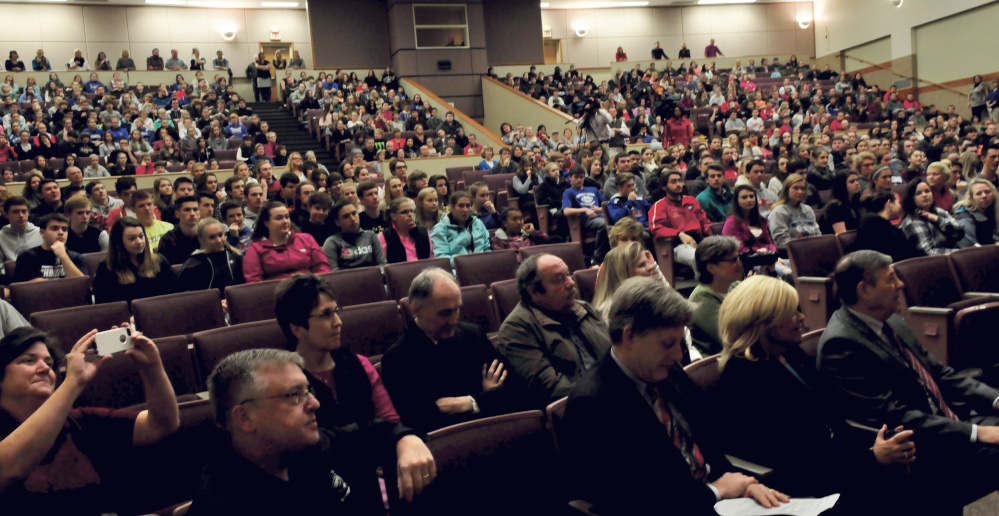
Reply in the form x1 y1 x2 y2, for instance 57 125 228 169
242 200 331 283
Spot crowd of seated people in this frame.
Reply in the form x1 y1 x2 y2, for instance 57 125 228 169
3 34 999 514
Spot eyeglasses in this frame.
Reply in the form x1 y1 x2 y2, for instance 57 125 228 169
716 255 741 263
239 386 315 406
309 305 342 321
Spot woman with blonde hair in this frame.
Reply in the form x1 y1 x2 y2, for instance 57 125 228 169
955 177 999 246
607 217 645 248
714 275 917 510
414 187 442 228
591 241 666 317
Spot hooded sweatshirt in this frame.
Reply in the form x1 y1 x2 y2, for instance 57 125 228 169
0 223 42 268
177 248 245 295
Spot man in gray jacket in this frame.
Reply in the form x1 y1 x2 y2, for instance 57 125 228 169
0 196 43 275
497 253 611 407
322 200 387 270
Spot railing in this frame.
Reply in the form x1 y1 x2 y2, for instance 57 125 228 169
840 53 966 96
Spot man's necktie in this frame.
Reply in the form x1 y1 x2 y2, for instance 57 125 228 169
649 385 709 481
884 323 959 421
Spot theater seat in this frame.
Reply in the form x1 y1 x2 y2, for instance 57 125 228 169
454 249 518 287
214 149 237 161
949 246 999 294
416 410 557 515
30 301 131 353
893 255 999 369
519 243 587 273
546 397 568 454
835 229 858 255
225 279 282 325
132 290 225 339
10 276 91 318
490 279 521 322
83 252 106 286
683 354 721 391
572 267 599 304
319 266 388 306
340 300 407 357
383 258 453 300
76 336 199 409
192 319 286 388
787 235 842 333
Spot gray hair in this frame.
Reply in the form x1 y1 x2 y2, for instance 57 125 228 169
695 236 740 284
608 277 694 344
409 267 458 306
207 348 304 430
833 250 893 306
515 253 547 304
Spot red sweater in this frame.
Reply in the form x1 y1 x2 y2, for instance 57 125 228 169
649 196 712 240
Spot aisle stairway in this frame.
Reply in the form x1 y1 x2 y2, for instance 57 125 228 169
247 102 339 172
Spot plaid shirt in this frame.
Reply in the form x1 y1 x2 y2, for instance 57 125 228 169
898 208 964 256
146 55 164 71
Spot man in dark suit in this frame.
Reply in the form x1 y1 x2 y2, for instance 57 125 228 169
381 268 521 433
818 250 999 510
562 277 788 515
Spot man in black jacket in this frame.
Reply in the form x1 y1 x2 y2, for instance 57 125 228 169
381 268 520 433
187 348 436 515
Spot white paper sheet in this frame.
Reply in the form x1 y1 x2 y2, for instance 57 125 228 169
714 494 840 516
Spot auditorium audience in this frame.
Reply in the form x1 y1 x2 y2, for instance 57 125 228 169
322 199 386 270
898 178 964 255
430 191 489 259
13 213 87 283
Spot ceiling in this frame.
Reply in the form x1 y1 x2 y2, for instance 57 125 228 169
540 0 811 7
0 0 306 8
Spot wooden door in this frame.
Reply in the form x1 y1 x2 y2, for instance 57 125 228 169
258 43 294 102
543 40 561 64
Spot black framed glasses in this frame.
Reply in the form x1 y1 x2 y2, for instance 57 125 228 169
309 305 342 322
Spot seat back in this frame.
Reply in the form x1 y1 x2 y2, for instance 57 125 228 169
30 301 131 353
319 266 387 306
225 279 282 325
483 173 515 200
192 319 286 388
82 252 105 285
490 279 522 322
133 290 225 338
546 396 568 454
453 249 519 287
77 336 198 409
787 235 841 279
462 169 489 187
418 410 555 514
383 258 453 300
835 229 858 255
892 255 964 308
519 243 587 273
340 300 406 356
800 328 824 357
10 276 91 318
949 246 999 294
709 222 724 236
683 355 721 390
400 284 500 334
572 267 599 304
214 149 237 161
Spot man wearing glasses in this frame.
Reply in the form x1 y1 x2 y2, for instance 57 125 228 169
190 347 435 514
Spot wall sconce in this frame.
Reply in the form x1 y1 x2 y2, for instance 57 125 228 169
573 22 589 37
797 15 812 29
220 27 237 41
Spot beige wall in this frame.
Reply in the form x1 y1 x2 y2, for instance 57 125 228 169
481 77 572 145
842 37 891 73
813 0 993 59
379 155 482 180
0 4 311 77
914 2 999 85
542 3 815 69
400 77 503 150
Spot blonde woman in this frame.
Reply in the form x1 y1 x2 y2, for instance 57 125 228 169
768 173 819 250
591 242 666 318
955 177 999 246
414 187 442 229
714 275 915 510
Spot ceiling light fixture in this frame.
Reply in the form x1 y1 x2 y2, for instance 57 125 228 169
145 0 187 5
697 0 756 5
262 1 299 6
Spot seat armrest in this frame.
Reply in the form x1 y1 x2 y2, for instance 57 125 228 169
906 306 954 316
903 306 953 365
844 418 879 435
569 500 601 516
535 204 549 234
963 292 999 300
653 237 677 288
724 454 773 478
